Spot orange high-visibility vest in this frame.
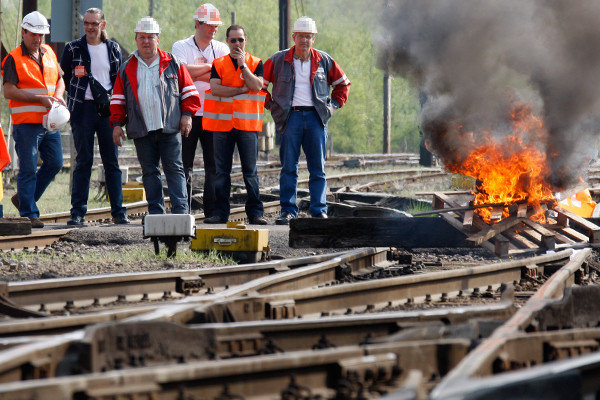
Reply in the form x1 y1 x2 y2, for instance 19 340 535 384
2 44 59 125
203 53 266 132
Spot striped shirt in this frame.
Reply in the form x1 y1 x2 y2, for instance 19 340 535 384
134 51 163 131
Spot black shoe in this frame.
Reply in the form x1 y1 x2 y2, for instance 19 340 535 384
67 215 85 226
275 212 295 225
313 213 328 219
11 194 19 211
114 215 131 224
204 215 227 224
29 217 44 228
249 216 268 225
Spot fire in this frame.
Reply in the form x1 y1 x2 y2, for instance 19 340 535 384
446 104 556 223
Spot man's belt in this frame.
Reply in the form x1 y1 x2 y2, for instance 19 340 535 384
290 106 315 111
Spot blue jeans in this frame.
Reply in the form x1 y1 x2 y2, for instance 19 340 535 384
279 109 327 217
70 101 126 219
213 129 263 219
133 131 188 214
13 123 63 218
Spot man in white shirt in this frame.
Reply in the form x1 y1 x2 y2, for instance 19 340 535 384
60 8 129 226
172 3 229 217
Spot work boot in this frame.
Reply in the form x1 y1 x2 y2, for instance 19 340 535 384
204 215 227 224
114 215 131 224
11 193 19 211
249 216 268 225
67 215 85 226
29 217 44 228
275 212 295 225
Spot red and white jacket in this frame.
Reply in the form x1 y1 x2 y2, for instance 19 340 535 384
263 46 350 133
110 49 200 139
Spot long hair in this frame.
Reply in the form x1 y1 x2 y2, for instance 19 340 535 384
85 8 107 42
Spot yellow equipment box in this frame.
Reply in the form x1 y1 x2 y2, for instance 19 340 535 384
123 181 145 188
190 222 269 263
122 187 146 203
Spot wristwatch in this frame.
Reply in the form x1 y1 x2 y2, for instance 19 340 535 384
240 63 246 71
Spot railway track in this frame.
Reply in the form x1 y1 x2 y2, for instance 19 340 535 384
0 247 593 398
0 166 447 252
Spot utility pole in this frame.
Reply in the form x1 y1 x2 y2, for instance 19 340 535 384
382 0 391 154
279 0 290 50
231 11 235 25
148 0 154 17
383 66 391 154
23 0 37 15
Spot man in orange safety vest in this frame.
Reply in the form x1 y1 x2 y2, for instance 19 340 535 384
202 24 267 225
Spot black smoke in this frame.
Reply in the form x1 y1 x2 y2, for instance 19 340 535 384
376 0 600 189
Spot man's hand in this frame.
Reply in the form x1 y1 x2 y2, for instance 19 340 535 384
54 96 67 107
180 114 192 137
113 126 126 146
37 95 56 109
231 47 245 63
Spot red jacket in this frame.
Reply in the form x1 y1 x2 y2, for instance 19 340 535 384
110 49 200 138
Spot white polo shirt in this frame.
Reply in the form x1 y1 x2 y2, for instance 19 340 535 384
172 36 229 116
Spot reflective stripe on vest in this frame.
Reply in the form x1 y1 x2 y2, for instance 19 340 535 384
4 44 59 125
202 54 266 132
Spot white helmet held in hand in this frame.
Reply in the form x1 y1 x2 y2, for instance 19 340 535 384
21 11 50 35
43 103 70 131
293 16 317 34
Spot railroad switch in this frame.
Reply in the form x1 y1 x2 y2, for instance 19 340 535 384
143 214 196 258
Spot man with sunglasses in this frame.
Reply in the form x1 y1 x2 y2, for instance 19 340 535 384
202 25 267 225
172 4 229 216
60 8 129 226
263 16 350 225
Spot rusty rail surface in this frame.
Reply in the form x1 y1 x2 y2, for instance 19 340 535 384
0 339 470 399
6 251 346 310
430 248 590 399
209 249 573 322
0 249 589 397
0 229 72 251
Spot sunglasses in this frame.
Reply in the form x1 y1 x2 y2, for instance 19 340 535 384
229 38 245 43
83 21 101 27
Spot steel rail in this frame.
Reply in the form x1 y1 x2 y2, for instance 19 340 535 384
430 248 590 399
0 339 470 399
0 250 376 337
247 249 574 319
0 250 573 386
40 201 152 224
0 229 72 251
0 303 513 350
6 251 349 310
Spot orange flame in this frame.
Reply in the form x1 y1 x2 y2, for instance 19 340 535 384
447 104 556 223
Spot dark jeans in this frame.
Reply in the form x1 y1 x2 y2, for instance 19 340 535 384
182 116 216 216
70 101 126 218
133 131 188 215
12 123 63 218
213 129 263 219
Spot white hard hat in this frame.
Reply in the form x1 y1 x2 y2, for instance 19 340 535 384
194 3 223 26
21 11 50 35
134 16 161 34
43 103 70 131
293 16 317 34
